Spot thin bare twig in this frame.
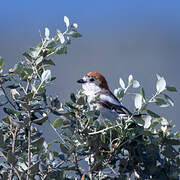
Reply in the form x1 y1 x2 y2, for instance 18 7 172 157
74 152 82 177
26 111 32 180
9 127 19 180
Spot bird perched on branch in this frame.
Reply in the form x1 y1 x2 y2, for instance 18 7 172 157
77 72 140 124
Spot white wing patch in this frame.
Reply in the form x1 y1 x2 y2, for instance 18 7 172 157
100 94 121 106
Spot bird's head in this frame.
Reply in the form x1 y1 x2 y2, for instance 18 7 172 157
77 72 109 93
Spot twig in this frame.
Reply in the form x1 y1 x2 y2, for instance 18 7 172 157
74 152 82 177
0 85 16 109
0 146 22 180
26 111 32 180
88 115 135 135
107 163 118 176
9 127 19 180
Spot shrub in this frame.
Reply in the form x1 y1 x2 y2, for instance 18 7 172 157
0 17 179 180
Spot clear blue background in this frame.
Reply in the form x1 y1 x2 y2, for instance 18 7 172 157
0 1 179 138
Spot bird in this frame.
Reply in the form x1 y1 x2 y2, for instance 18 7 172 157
77 72 136 124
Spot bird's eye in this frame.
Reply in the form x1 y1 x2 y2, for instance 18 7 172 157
89 78 95 82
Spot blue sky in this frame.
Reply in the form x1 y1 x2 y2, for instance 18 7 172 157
0 1 180 135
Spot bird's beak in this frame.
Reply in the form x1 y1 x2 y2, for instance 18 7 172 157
77 78 86 83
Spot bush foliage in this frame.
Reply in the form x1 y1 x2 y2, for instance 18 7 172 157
0 17 179 180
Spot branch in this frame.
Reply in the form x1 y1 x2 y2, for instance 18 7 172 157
9 127 19 180
73 152 83 177
26 111 32 180
88 116 134 135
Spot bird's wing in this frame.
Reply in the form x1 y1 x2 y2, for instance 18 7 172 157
97 90 132 116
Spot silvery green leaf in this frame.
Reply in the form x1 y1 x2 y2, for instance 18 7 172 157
29 161 40 174
41 70 51 82
55 46 67 54
128 74 133 84
57 29 65 44
161 125 167 132
114 88 121 97
31 137 44 147
132 80 140 88
166 86 177 92
7 150 17 165
45 27 50 39
119 78 125 89
156 76 166 93
147 110 160 118
155 97 169 107
0 130 4 147
72 23 78 28
134 93 143 109
156 73 161 80
33 116 48 125
53 118 63 128
164 94 174 106
64 16 70 28
144 115 151 129
161 117 168 126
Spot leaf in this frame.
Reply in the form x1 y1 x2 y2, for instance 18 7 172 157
77 96 85 105
41 69 51 82
119 78 125 89
154 97 169 107
72 23 78 28
147 110 160 118
45 27 50 39
31 137 44 147
160 117 168 126
3 107 21 117
22 52 33 61
45 39 56 49
144 115 152 129
156 73 161 80
40 59 55 66
55 46 67 54
6 83 20 89
7 150 17 165
33 116 48 125
140 87 146 99
29 161 40 174
35 56 43 65
164 94 174 106
69 31 82 38
150 119 160 128
175 132 180 138
165 139 180 145
53 118 64 128
100 134 106 143
132 80 140 88
64 16 70 28
70 93 76 103
128 74 133 84
60 143 69 154
0 130 4 147
12 62 24 74
134 93 143 109
166 86 177 92
156 75 166 93
57 29 65 44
